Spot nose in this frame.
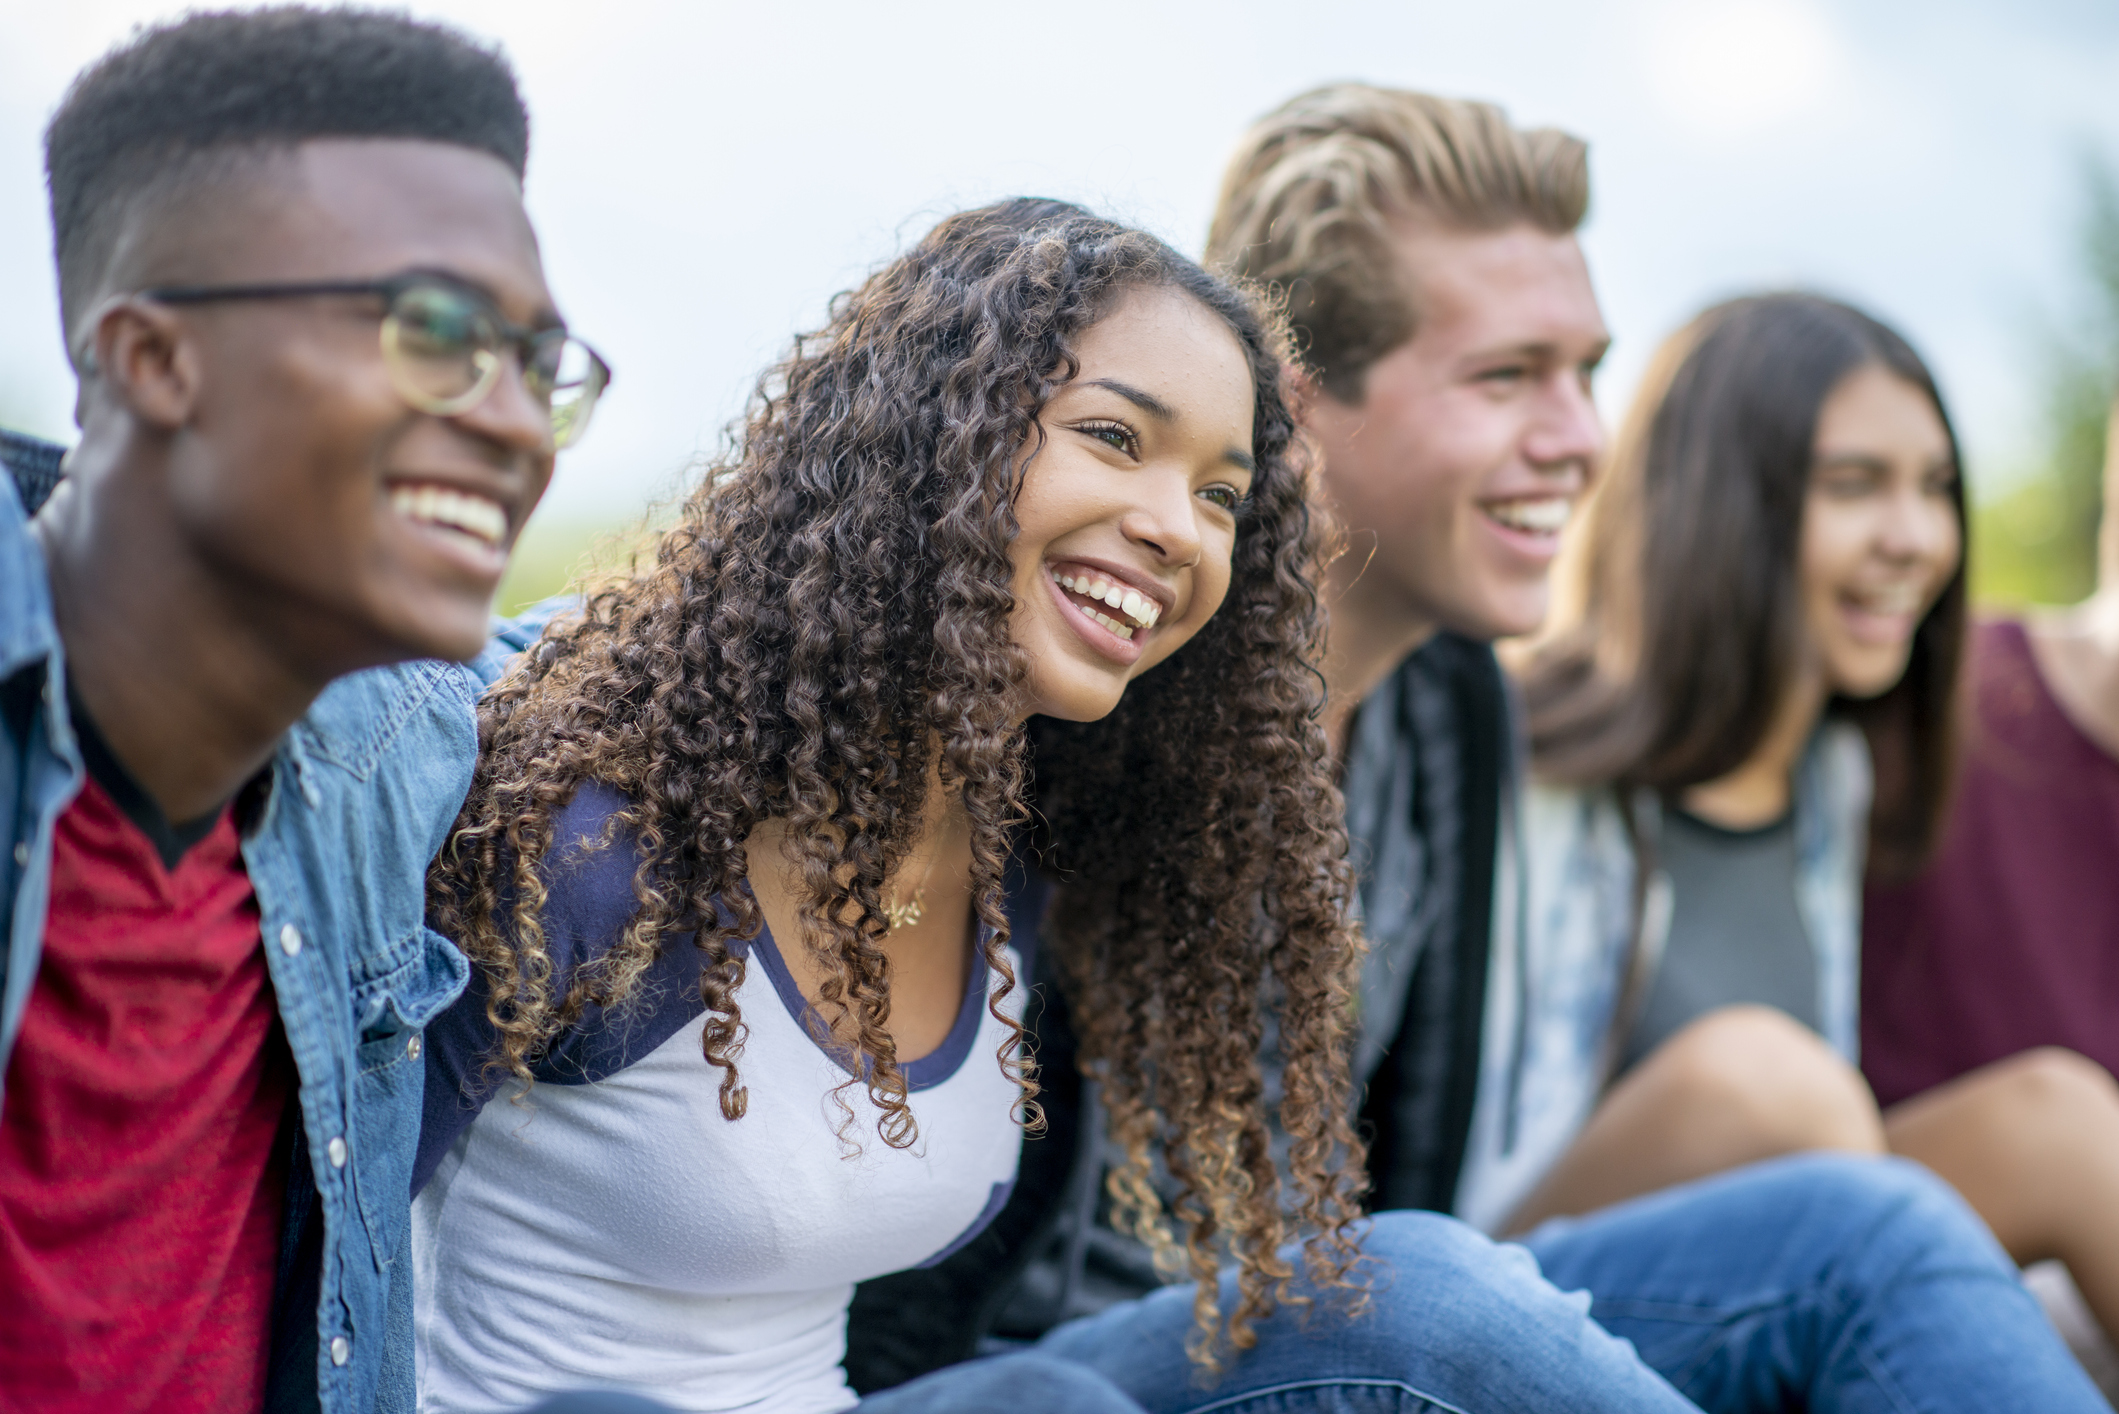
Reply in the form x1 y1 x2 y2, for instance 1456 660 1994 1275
1522 369 1604 483
456 350 557 464
1120 468 1207 568
1876 481 1962 569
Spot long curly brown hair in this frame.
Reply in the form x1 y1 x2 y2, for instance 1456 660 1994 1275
428 198 1366 1360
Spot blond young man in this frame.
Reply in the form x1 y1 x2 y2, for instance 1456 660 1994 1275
842 87 2107 1413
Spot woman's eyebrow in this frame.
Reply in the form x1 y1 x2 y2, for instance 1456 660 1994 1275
1813 451 1890 471
1086 378 1176 422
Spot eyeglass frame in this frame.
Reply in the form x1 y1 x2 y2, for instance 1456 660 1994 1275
134 269 612 448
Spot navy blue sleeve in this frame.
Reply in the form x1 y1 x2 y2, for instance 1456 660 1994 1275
413 780 709 1194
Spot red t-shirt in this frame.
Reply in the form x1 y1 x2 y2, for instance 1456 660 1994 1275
0 772 293 1412
1863 618 2119 1106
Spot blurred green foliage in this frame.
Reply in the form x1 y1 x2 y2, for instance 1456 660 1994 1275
1972 151 2119 609
494 512 661 617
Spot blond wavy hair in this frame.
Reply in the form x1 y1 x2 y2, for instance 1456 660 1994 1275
1206 83 1588 400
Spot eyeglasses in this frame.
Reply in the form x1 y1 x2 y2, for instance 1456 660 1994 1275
139 271 612 449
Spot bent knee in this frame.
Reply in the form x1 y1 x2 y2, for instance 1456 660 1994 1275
1987 1047 2119 1119
1676 1151 2014 1274
1644 1005 1883 1152
948 1354 1140 1413
1779 1152 2010 1259
1358 1209 1583 1327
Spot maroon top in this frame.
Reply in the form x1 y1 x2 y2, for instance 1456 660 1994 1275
0 776 290 1412
1863 618 2119 1107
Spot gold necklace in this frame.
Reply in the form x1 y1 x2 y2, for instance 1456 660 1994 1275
883 854 938 931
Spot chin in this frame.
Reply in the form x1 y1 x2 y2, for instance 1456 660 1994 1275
1834 666 1912 701
1025 680 1128 725
1445 590 1551 644
375 600 494 667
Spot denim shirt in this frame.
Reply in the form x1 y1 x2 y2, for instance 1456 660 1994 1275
0 448 478 1414
1451 720 1872 1234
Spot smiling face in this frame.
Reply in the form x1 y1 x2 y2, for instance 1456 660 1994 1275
1305 221 1609 644
1009 284 1258 722
112 138 559 667
1798 362 1962 698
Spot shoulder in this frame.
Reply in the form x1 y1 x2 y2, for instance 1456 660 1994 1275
415 779 663 1188
295 660 482 843
533 780 655 970
1420 631 1504 693
1973 615 2030 665
1522 777 1624 853
1803 720 1874 821
0 462 52 647
469 594 584 688
291 597 589 838
1521 779 1637 928
1 431 66 518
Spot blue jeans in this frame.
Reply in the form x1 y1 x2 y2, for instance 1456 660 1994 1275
1037 1154 2109 1413
520 1352 1149 1413
1525 1154 2109 1414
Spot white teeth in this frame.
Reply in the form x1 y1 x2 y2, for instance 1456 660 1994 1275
1485 497 1572 536
1848 587 1921 614
1048 566 1161 631
390 484 508 548
1087 607 1134 640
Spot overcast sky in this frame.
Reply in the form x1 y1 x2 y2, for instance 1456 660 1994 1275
3 0 2116 528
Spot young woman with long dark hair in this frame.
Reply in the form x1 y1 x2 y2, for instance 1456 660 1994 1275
1476 293 2119 1357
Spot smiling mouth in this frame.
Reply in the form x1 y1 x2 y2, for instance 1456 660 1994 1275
1838 584 1927 639
1050 565 1162 642
388 482 509 556
1843 585 1924 616
1481 496 1574 537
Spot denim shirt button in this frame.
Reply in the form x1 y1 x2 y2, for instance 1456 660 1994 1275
330 1335 351 1367
11 842 25 867
406 1033 423 1061
328 1136 348 1169
279 923 303 957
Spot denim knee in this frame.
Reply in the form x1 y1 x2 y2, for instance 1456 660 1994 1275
1753 1152 2016 1279
1337 1209 1599 1357
872 1351 1146 1414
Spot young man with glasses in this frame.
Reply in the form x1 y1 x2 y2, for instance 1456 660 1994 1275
0 11 604 1412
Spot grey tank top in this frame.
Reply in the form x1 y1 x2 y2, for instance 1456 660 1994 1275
1623 807 1820 1070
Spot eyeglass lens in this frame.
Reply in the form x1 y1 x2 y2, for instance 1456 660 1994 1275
380 283 605 448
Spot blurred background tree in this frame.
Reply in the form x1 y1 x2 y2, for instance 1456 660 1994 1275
1974 149 2119 608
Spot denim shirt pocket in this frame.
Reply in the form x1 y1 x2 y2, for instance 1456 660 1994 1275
348 926 469 1274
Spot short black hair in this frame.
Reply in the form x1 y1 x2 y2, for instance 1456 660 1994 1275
46 5 529 331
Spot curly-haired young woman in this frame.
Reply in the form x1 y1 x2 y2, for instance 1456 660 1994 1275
407 201 1715 1414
